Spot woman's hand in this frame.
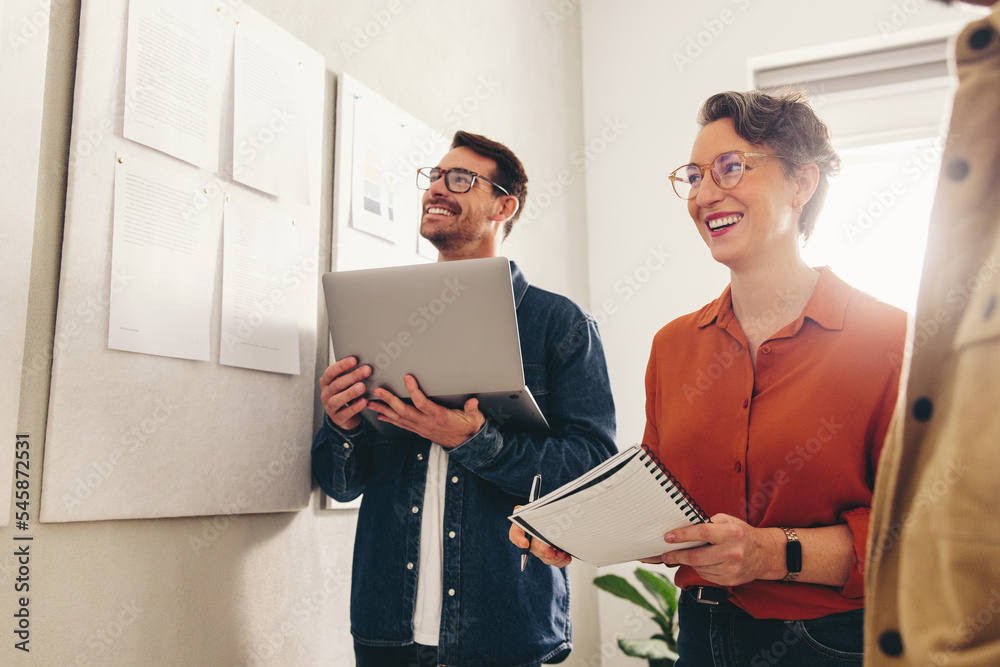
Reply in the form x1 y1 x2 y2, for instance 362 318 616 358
651 513 785 587
508 508 573 568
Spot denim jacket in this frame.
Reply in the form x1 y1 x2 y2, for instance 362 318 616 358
312 261 617 667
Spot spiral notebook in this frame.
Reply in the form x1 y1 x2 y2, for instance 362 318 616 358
508 444 710 567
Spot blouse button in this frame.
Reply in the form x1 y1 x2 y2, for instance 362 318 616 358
734 461 742 473
761 345 771 354
742 398 749 409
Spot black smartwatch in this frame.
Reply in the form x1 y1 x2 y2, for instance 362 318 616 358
781 528 801 582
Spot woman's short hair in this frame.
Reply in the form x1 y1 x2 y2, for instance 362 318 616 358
698 90 841 243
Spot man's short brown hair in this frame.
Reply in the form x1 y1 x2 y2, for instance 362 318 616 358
451 131 528 239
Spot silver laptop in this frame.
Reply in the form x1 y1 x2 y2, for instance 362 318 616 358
322 257 549 437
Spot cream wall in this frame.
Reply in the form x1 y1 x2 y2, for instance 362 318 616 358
4 1 600 665
579 1 970 663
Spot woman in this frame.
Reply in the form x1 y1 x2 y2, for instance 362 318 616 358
512 90 906 665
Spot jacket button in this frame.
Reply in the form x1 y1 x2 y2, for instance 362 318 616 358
449 531 456 538
412 506 419 514
407 562 414 570
451 476 459 483
970 26 993 50
912 397 933 422
879 630 903 656
417 453 424 461
448 589 456 597
946 158 969 181
984 294 997 320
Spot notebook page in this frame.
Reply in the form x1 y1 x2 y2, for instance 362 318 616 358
524 445 639 509
511 450 705 567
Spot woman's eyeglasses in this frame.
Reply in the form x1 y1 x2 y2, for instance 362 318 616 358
669 151 782 200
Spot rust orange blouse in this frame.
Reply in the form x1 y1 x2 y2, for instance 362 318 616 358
643 268 906 620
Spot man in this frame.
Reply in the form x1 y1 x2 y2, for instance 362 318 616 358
865 2 1000 665
312 131 617 667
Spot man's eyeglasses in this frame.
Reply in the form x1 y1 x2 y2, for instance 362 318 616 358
668 151 782 200
416 167 510 196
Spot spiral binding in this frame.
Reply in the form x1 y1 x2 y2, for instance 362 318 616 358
639 444 711 524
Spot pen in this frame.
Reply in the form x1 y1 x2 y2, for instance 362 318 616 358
520 474 542 572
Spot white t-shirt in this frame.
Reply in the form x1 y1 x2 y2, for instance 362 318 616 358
411 443 449 646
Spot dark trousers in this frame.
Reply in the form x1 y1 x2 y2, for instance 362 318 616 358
675 589 864 666
354 640 438 667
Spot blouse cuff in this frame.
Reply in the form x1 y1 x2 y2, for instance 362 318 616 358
839 507 871 599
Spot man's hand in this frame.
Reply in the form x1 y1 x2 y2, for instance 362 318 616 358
368 374 485 447
319 357 372 432
651 513 785 587
508 508 573 568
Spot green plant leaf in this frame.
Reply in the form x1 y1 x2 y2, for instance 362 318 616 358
593 574 660 617
617 637 679 661
634 568 678 618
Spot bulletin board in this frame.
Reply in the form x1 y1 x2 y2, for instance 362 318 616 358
0 0 52 526
39 0 325 522
321 75 447 510
330 73 448 272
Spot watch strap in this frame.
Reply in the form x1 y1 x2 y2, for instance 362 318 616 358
781 527 801 582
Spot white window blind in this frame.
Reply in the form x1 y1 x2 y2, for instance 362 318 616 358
752 38 953 148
